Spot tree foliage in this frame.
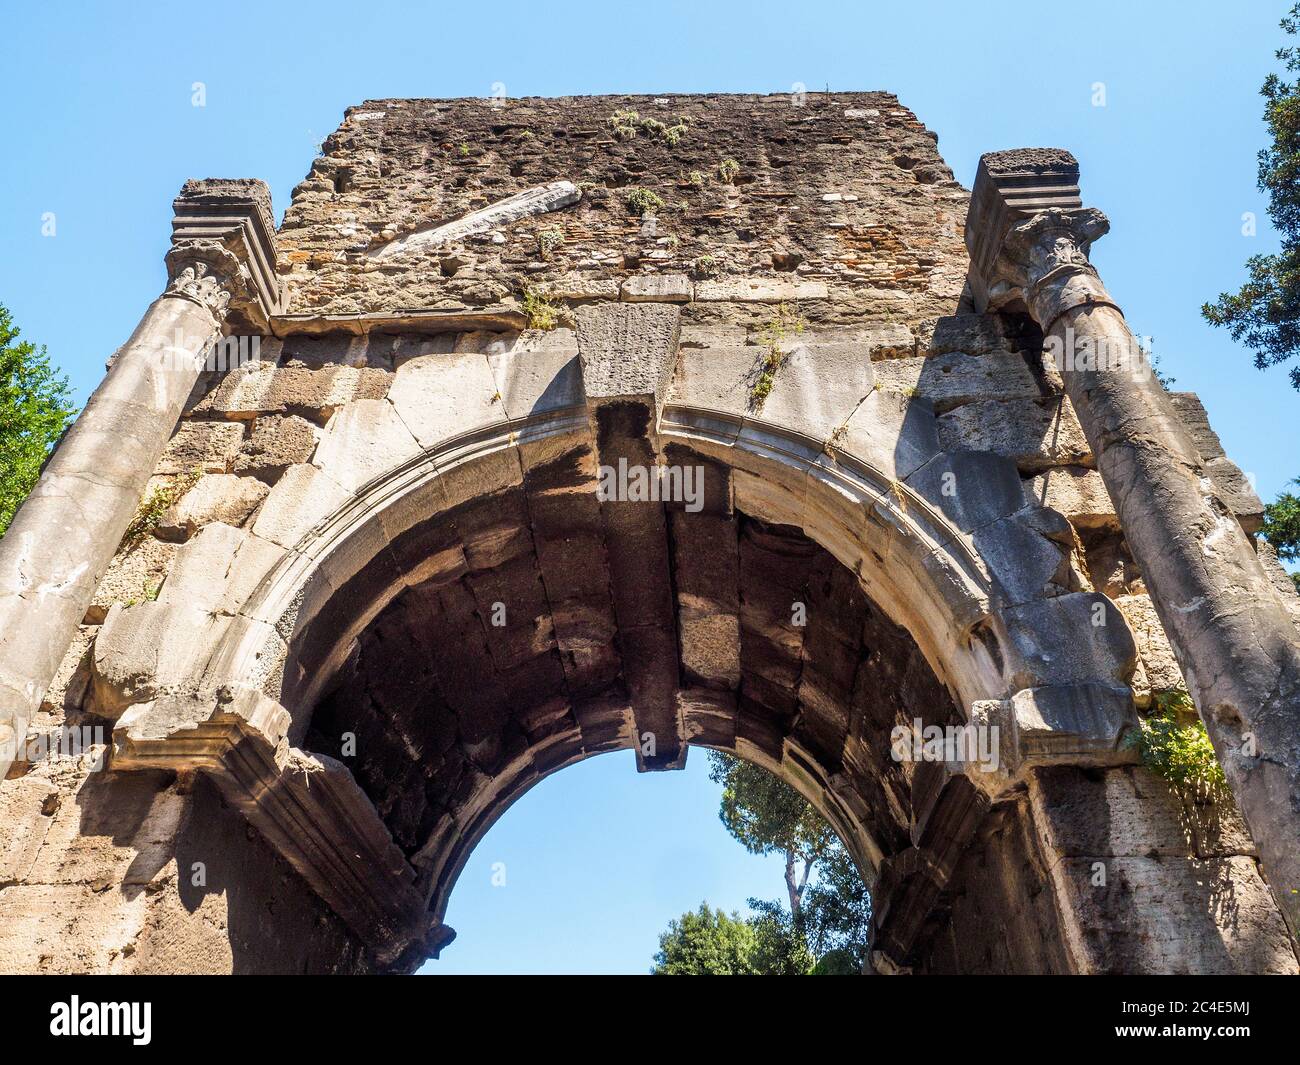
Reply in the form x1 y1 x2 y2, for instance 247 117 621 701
0 305 76 537
651 752 872 974
1203 5 1300 387
651 904 757 975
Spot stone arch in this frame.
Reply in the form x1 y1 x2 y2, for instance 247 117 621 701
7 94 1297 976
97 306 1146 971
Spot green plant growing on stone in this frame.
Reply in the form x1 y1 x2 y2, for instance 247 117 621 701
121 467 202 551
718 158 740 184
537 226 564 260
458 142 470 157
749 302 807 408
624 187 664 217
662 119 688 147
522 288 564 331
1128 689 1227 797
688 169 706 188
609 109 641 140
608 110 689 146
693 254 719 279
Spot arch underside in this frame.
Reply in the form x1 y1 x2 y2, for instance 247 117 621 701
269 420 1004 967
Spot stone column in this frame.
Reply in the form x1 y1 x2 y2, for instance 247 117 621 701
965 149 1300 938
0 179 281 779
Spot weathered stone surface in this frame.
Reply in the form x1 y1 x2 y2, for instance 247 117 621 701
88 602 229 719
158 420 246 474
620 273 691 303
156 474 269 541
997 592 1138 690
312 399 423 492
87 537 178 622
1025 465 1117 529
938 397 1092 472
387 352 503 449
198 362 391 420
830 390 940 481
372 180 581 260
233 414 320 479
576 302 680 406
694 277 828 303
905 451 1025 533
872 351 1041 412
920 314 1017 357
1115 593 1184 697
251 463 351 549
1257 539 1300 629
1003 683 1139 769
158 523 285 616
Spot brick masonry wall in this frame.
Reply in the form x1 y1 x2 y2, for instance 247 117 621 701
278 93 969 325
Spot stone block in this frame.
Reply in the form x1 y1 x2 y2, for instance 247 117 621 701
89 602 231 719
251 463 352 549
620 273 692 302
973 506 1075 606
1114 593 1184 695
1205 456 1263 532
576 302 681 406
694 278 828 303
937 397 1091 472
233 414 321 479
872 351 1041 412
829 390 940 481
996 592 1137 690
159 523 286 616
750 341 875 442
388 352 505 449
157 421 246 474
1025 465 1117 530
312 398 424 492
1004 683 1139 769
156 474 269 541
920 314 1015 356
905 451 1025 533
199 362 391 420
88 538 179 623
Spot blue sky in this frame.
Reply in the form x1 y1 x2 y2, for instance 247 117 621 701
2 1 1295 973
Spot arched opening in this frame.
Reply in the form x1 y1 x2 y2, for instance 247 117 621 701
416 747 874 975
257 429 996 970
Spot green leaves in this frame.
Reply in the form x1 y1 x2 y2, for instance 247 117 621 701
1203 5 1300 389
0 304 76 538
1262 480 1300 561
651 904 759 975
1128 690 1227 797
709 751 835 864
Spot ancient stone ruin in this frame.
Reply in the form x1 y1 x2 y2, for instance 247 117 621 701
1 93 1298 974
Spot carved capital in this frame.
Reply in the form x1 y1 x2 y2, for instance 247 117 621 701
162 178 284 331
997 207 1118 327
964 147 1121 325
163 240 247 320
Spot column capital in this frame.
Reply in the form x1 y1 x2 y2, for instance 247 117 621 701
163 178 284 331
964 147 1120 325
